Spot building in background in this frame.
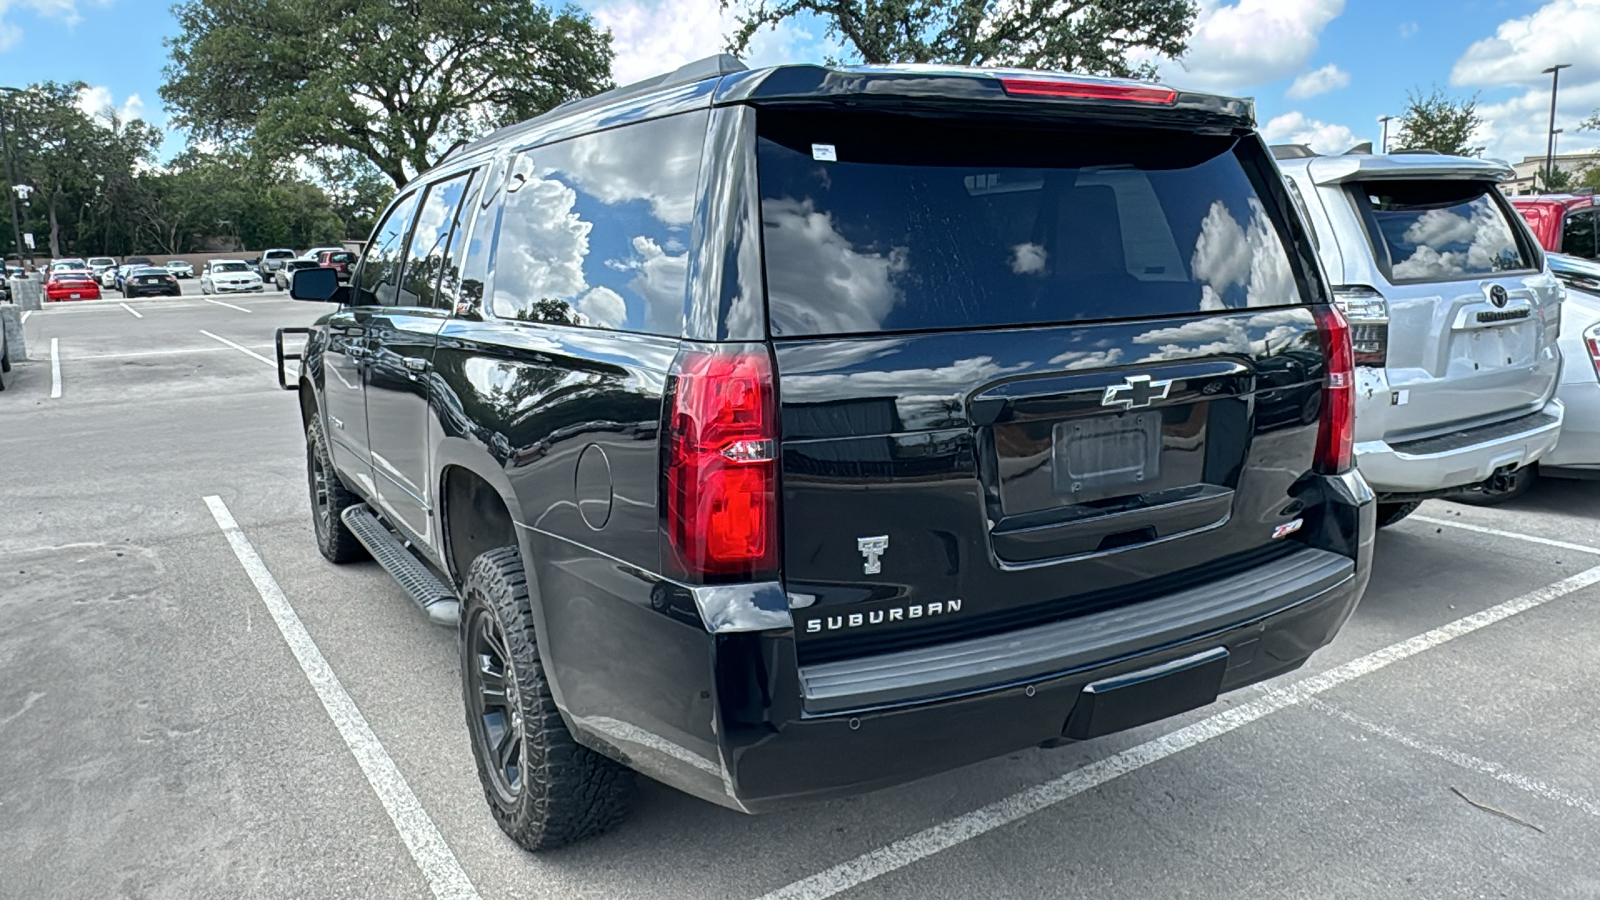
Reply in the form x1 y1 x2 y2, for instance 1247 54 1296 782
1503 152 1600 196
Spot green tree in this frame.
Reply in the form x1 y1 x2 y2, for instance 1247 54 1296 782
162 0 614 188
134 149 347 254
1393 87 1484 158
727 0 1197 76
1536 166 1575 193
2 82 162 258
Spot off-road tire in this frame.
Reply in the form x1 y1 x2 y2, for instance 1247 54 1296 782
460 547 635 851
1375 501 1421 528
306 418 367 562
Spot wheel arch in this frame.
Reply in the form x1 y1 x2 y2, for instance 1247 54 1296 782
433 438 525 589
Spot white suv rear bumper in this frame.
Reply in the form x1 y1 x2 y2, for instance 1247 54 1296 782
1355 400 1564 495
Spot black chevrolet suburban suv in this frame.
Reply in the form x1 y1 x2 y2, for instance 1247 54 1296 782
280 56 1375 850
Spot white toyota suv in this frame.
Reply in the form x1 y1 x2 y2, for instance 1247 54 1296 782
1276 148 1564 526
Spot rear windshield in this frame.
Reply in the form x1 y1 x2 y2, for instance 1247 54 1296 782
755 111 1307 337
326 252 355 263
1356 180 1533 283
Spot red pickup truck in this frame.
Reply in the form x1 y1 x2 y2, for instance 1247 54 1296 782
1512 193 1600 259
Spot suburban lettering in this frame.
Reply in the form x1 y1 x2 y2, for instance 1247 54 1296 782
868 610 884 624
827 616 843 630
947 598 962 613
802 601 967 634
849 613 863 627
909 605 922 618
889 608 904 621
928 601 942 615
806 619 821 633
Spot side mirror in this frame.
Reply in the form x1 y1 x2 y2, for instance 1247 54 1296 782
290 266 341 302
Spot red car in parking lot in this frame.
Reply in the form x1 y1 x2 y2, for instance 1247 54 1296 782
1511 193 1600 259
45 272 101 301
312 249 356 282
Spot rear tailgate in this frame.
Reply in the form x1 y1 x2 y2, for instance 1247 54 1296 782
1339 177 1561 435
753 109 1330 666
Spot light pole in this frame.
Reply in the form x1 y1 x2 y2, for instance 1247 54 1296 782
1543 64 1571 188
1379 115 1395 154
0 86 28 269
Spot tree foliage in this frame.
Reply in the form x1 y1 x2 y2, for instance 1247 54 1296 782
0 82 352 258
727 0 1197 76
1393 87 1484 158
1536 165 1575 193
162 0 615 188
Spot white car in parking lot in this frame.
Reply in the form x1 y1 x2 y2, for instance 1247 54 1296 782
1277 148 1565 525
200 259 264 294
164 259 194 279
1541 253 1600 479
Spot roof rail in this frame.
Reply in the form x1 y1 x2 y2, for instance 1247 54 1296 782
1270 143 1318 160
1390 148 1443 155
441 54 749 164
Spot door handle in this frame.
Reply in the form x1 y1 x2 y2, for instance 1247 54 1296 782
403 357 430 373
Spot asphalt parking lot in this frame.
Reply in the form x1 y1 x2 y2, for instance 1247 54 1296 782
4 294 1600 899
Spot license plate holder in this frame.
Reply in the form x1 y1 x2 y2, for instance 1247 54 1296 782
1063 647 1228 740
1052 412 1161 495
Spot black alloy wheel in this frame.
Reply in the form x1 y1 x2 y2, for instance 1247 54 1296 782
465 606 524 806
305 420 365 562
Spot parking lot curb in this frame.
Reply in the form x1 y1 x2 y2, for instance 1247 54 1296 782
1 304 23 360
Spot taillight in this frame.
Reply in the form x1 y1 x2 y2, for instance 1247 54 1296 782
662 342 779 582
1585 324 1600 383
1315 305 1356 474
997 78 1176 104
1333 286 1388 367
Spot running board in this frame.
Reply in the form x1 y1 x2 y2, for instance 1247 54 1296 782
340 504 459 628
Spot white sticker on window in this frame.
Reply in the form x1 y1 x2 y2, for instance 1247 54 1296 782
811 143 837 162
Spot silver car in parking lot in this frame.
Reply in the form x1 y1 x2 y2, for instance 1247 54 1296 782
1277 149 1564 525
1543 253 1600 478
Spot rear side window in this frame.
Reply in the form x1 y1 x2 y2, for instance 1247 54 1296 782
755 111 1306 337
1355 180 1532 283
489 110 706 335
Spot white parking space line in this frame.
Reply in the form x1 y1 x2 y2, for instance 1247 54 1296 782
20 310 30 323
758 564 1600 900
199 329 275 367
204 497 481 900
1411 514 1600 556
118 302 143 319
203 297 253 313
1306 698 1600 819
49 338 61 399
69 346 274 361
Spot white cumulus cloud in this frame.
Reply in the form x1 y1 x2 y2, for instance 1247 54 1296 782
1156 0 1345 95
1286 64 1349 99
1262 111 1363 155
591 0 831 86
0 0 85 50
1448 0 1600 163
75 85 145 125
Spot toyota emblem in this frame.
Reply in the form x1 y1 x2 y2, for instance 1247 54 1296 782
1489 285 1509 308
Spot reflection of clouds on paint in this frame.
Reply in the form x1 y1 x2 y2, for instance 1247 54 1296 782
1390 198 1519 281
1048 348 1125 369
1190 198 1296 309
1132 307 1314 363
781 355 1028 430
1010 242 1048 275
763 197 907 335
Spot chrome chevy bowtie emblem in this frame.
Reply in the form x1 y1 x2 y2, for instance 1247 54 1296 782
857 535 889 575
1101 375 1173 410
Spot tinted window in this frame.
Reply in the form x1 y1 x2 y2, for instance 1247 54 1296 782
397 171 474 308
1563 210 1597 260
214 262 248 272
1357 180 1531 283
355 191 421 306
435 176 485 313
755 111 1304 337
489 110 705 334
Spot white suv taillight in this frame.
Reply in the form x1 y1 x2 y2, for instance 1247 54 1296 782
1585 323 1600 383
1315 305 1356 474
1332 286 1388 367
662 343 779 582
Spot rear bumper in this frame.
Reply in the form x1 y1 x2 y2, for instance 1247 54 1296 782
539 471 1374 814
1355 402 1563 495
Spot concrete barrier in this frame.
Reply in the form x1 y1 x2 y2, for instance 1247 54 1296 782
1 303 22 362
9 276 41 311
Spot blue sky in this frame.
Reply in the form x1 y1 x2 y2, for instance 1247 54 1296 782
1 0 1598 167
